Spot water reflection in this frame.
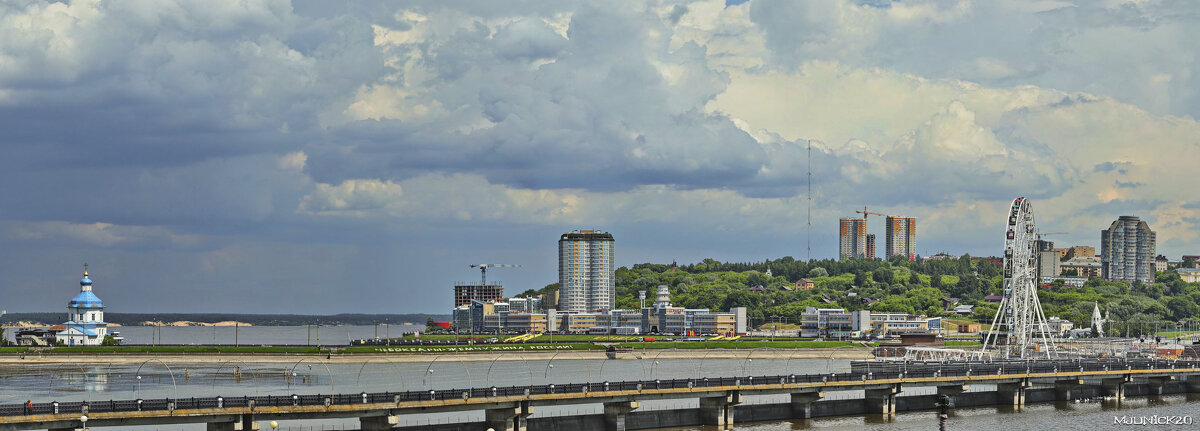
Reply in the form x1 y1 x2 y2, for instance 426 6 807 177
1 357 846 404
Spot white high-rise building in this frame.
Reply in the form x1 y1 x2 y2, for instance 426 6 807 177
1101 216 1156 284
558 230 615 313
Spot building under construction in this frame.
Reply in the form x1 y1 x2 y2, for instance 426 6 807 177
453 282 503 308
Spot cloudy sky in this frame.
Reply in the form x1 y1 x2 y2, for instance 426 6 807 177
2 0 1198 314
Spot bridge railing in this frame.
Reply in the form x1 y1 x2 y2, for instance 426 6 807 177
2 359 1196 418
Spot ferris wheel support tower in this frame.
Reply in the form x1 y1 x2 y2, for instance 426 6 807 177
981 197 1058 359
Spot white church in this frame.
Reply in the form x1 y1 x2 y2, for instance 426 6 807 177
56 264 109 346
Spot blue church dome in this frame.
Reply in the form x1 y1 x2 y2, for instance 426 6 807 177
69 290 103 308
80 276 92 286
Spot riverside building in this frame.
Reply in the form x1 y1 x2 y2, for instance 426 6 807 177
452 286 747 335
799 307 940 338
56 265 109 346
558 230 615 313
1101 216 1156 284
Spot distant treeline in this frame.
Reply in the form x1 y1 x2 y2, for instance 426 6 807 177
0 313 450 327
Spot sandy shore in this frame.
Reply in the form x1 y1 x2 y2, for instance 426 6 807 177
0 348 872 365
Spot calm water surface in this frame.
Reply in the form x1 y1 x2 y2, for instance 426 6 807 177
2 326 1196 430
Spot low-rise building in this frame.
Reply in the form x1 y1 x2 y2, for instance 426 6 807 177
1044 317 1074 336
1064 246 1095 260
15 328 57 346
956 323 981 333
1040 276 1088 287
1179 268 1200 283
1155 255 1169 273
800 307 939 338
1060 256 1101 277
452 286 746 335
796 278 815 290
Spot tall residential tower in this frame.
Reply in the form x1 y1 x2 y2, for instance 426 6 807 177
839 218 867 259
1101 216 1156 284
885 216 917 260
558 230 615 313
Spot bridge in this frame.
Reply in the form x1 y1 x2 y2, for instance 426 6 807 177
2 358 1198 431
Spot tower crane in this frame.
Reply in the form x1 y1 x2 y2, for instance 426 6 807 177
469 264 521 285
855 206 893 219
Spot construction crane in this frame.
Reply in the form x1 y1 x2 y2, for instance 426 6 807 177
469 264 521 285
855 206 893 219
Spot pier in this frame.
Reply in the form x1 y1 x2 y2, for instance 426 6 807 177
2 358 1198 431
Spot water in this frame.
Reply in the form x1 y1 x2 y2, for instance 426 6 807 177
665 395 1200 430
109 324 422 345
0 356 846 403
0 355 843 430
2 354 1197 430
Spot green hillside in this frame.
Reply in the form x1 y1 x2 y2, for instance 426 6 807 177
608 256 1200 338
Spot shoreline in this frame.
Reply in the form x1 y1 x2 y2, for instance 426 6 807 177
0 347 873 365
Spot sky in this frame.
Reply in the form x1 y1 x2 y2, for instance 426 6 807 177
2 0 1199 314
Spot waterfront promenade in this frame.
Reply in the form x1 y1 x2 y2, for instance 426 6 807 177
2 358 1197 431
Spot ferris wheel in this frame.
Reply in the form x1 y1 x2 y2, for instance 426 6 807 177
981 197 1057 359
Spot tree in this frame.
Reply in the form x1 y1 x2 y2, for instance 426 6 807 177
102 335 119 346
425 317 436 331
722 289 757 310
1090 325 1099 338
909 272 920 285
930 274 943 288
872 267 894 284
854 271 870 287
808 267 829 278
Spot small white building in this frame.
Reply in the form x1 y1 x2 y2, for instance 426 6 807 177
56 265 109 346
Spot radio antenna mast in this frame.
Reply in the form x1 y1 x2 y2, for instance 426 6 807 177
807 140 812 262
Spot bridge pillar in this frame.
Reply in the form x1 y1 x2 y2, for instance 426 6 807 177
359 415 400 431
936 385 968 409
997 379 1030 407
1187 375 1200 393
240 414 259 431
485 401 533 431
1147 376 1174 397
603 401 640 431
790 390 824 419
699 390 741 429
1101 375 1132 402
864 384 902 416
1054 379 1083 401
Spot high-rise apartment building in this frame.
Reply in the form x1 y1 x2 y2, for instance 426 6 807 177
839 218 867 260
1101 216 1156 284
866 234 876 259
885 216 917 260
558 230 615 313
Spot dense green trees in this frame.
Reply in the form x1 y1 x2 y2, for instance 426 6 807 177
609 256 1200 328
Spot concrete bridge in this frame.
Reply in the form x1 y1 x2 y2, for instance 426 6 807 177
2 358 1198 431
